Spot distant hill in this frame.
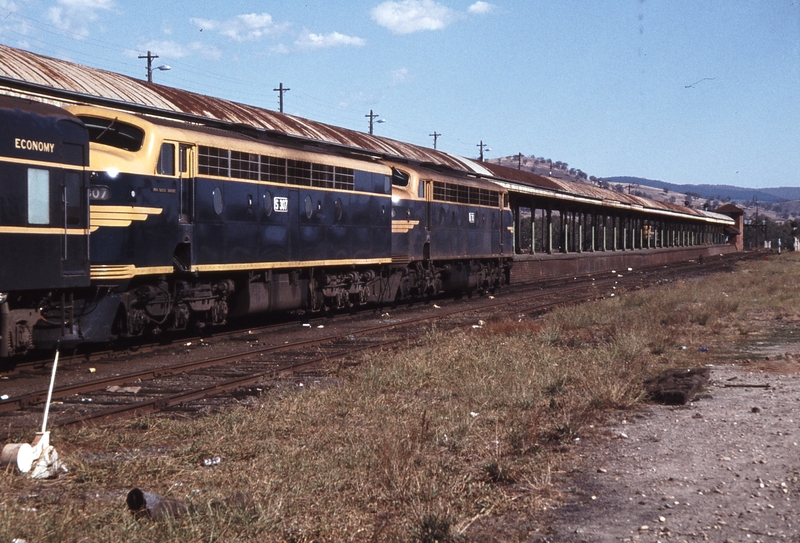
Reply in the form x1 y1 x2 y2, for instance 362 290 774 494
607 177 800 204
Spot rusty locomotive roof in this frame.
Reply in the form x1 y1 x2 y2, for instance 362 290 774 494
0 44 478 171
0 44 732 224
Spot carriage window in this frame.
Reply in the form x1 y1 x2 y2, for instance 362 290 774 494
27 168 50 225
157 143 175 175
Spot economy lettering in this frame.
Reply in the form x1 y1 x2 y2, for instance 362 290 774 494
14 138 55 153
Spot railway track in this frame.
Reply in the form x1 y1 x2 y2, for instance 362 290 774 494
0 252 751 440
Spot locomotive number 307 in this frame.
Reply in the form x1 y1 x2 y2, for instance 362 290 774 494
273 196 288 213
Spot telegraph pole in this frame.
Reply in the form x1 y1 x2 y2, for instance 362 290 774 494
477 140 489 161
366 110 381 135
429 131 441 150
273 83 290 113
138 51 158 83
517 152 524 170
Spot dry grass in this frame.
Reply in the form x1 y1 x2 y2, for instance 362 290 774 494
3 253 800 542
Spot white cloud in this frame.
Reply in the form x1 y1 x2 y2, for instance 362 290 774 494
125 41 221 63
0 5 33 40
294 30 366 51
0 1 22 12
46 0 114 40
389 67 413 87
336 90 377 110
467 1 495 15
190 12 289 42
136 40 190 59
270 43 291 55
371 0 459 35
134 40 222 60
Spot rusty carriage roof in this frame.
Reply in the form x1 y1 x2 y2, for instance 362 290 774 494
0 44 732 226
481 162 734 224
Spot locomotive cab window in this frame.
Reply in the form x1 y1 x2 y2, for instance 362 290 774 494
392 168 410 187
157 143 175 175
27 168 50 225
78 116 145 152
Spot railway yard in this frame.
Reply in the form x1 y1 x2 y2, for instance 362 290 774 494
0 252 741 438
3 250 799 542
0 44 791 542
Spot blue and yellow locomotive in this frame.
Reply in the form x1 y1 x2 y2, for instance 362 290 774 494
0 99 513 357
0 96 90 357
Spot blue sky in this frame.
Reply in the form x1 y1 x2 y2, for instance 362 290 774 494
0 0 798 189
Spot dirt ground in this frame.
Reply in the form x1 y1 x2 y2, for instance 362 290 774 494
521 360 800 543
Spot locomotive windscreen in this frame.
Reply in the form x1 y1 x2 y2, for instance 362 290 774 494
79 116 145 152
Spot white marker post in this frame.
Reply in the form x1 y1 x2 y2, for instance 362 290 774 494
1 348 60 473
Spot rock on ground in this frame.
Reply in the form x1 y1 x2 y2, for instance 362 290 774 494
530 364 800 543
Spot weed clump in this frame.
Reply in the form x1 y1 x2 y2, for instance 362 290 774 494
411 513 457 543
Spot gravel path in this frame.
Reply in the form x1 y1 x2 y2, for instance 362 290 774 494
533 363 800 542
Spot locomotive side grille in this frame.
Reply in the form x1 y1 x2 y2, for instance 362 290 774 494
198 145 356 190
432 181 499 207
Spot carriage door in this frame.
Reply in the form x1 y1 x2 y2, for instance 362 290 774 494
62 144 88 276
178 144 195 224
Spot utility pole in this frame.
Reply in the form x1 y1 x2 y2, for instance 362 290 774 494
138 51 158 83
517 152 524 170
273 83 290 113
365 109 381 135
429 131 441 150
138 51 170 83
755 199 760 247
477 140 489 162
